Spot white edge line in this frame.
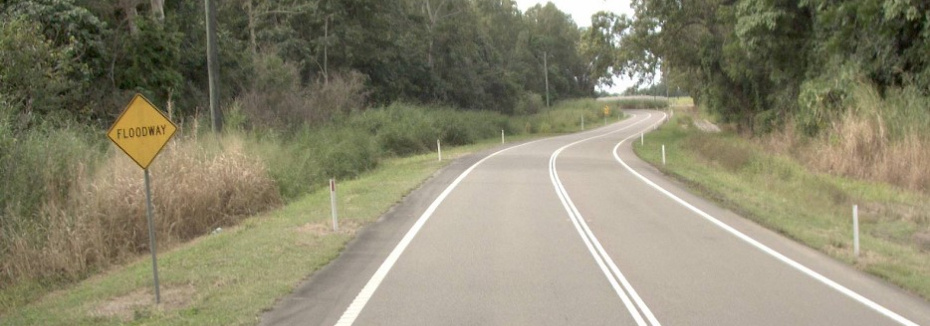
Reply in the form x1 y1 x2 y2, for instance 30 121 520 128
613 111 918 326
548 113 661 326
334 139 545 326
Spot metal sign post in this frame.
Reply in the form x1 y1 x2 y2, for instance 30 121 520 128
144 169 161 303
107 94 177 304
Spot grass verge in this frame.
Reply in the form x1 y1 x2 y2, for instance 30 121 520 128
633 107 930 300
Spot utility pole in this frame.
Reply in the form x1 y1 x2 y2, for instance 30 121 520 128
543 51 550 108
205 0 223 132
324 14 329 85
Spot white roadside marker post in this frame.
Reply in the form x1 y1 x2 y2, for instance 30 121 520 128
662 145 666 166
330 178 338 232
501 129 505 144
437 139 442 162
641 133 644 146
853 205 860 258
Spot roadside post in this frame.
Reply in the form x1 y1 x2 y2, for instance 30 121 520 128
106 94 178 304
501 129 505 144
437 139 442 161
853 205 860 258
330 178 338 232
662 144 666 165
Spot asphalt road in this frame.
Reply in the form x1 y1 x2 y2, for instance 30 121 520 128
261 110 930 325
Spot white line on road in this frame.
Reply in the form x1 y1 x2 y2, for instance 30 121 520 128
612 112 919 326
334 139 544 326
549 114 661 326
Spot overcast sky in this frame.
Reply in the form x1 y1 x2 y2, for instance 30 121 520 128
514 0 635 94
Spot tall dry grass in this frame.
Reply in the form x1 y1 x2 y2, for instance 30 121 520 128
763 83 930 193
1 134 281 285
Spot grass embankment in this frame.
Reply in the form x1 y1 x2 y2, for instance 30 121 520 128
0 99 611 324
634 106 930 300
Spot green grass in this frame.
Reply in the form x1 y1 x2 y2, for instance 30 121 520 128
634 110 930 300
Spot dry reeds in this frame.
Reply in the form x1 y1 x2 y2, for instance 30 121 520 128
765 83 930 193
801 113 930 192
1 134 281 285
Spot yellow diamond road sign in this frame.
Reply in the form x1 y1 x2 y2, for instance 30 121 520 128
107 94 177 170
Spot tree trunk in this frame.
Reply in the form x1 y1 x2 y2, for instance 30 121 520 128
121 0 141 35
244 0 257 56
151 0 165 23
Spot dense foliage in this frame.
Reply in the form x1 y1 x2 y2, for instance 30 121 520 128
590 0 930 134
0 0 598 126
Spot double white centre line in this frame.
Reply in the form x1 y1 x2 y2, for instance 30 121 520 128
548 113 661 326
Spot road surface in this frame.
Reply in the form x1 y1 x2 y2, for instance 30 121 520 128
261 110 930 325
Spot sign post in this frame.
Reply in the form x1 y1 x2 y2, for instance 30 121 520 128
603 106 610 125
106 94 177 304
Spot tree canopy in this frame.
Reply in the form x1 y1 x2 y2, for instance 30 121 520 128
591 0 930 134
0 0 604 127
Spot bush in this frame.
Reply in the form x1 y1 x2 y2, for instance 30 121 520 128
237 53 369 128
514 92 544 115
377 112 436 156
0 18 76 119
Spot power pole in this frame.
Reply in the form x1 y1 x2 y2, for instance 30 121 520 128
205 0 223 132
324 14 329 85
543 51 550 108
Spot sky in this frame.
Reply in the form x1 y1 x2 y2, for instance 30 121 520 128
514 0 636 94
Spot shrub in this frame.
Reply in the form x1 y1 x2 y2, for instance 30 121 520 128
0 18 76 119
237 53 369 128
514 92 544 115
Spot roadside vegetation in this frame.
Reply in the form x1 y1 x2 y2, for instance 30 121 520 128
0 98 610 321
635 105 930 300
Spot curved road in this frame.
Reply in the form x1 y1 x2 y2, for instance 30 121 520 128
262 110 930 325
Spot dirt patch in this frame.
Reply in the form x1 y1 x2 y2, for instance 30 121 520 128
861 202 930 224
914 230 930 252
694 119 721 133
297 220 363 237
297 222 333 236
91 284 195 322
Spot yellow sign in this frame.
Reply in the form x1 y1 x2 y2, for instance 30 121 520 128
603 106 611 117
107 94 177 170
